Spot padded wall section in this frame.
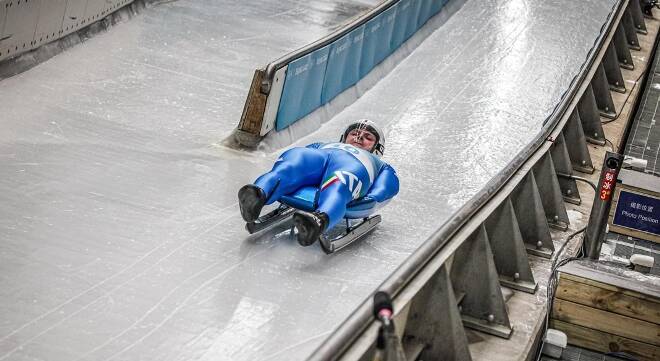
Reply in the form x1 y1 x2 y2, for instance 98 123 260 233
276 46 330 131
0 0 134 62
274 0 449 132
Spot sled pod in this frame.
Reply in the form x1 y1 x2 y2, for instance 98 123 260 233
403 265 473 361
563 110 595 174
451 225 513 338
511 173 556 259
532 152 570 230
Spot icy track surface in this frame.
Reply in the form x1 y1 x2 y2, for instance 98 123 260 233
0 0 616 360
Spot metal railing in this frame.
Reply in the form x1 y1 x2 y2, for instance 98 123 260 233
305 0 652 359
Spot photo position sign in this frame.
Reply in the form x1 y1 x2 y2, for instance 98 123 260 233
612 190 660 236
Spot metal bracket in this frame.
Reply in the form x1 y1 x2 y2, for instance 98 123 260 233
510 172 555 258
591 63 617 119
484 199 538 294
623 9 642 51
532 152 570 230
451 225 513 339
403 265 473 360
614 23 635 70
629 0 648 34
551 132 582 205
603 44 627 93
577 84 607 145
563 110 595 174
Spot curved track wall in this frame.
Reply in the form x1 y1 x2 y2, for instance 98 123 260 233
0 0 134 62
309 0 656 359
236 0 453 145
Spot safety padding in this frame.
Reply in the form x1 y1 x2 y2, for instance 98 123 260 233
274 0 450 131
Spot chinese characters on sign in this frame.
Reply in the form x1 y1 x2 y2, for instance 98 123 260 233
599 169 616 201
613 190 660 236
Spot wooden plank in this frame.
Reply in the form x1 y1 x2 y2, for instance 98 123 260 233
560 272 659 302
559 261 660 300
556 276 660 324
552 319 659 361
552 298 660 346
238 69 267 135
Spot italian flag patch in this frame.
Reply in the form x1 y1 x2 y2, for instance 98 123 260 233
321 174 340 190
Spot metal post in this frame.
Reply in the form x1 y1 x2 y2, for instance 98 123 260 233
563 110 595 174
551 132 582 205
591 63 617 119
642 0 656 17
484 199 538 293
584 152 624 259
622 9 642 51
510 173 555 258
577 84 607 145
629 0 648 34
533 153 571 230
614 24 635 70
403 265 472 361
603 45 626 93
451 225 513 338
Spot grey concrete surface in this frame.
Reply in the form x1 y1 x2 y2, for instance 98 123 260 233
0 0 617 360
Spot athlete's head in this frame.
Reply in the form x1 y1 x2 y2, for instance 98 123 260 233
340 119 385 157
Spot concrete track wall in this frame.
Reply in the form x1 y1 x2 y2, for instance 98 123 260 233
0 0 134 62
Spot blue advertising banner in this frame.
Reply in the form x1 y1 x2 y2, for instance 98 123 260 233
391 0 412 50
359 16 380 78
418 0 434 27
322 26 365 103
275 0 449 132
612 190 660 236
375 4 397 66
405 0 423 41
430 0 447 15
276 46 330 130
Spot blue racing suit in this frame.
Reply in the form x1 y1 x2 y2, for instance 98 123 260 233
254 142 399 229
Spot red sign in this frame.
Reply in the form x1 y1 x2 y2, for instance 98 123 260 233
600 169 617 200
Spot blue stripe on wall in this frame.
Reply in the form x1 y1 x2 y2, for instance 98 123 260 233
275 0 448 132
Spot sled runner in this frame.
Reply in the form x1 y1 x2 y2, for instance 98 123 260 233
245 186 381 254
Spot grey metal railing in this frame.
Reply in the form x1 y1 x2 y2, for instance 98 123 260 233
306 0 648 359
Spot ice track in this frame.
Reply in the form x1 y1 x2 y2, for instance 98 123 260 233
0 0 617 360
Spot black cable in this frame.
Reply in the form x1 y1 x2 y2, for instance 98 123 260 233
605 137 618 153
535 174 597 361
602 71 645 124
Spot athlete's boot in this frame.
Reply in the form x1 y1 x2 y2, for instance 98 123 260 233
238 184 267 222
293 211 329 247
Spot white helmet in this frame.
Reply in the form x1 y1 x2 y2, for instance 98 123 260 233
340 119 385 157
